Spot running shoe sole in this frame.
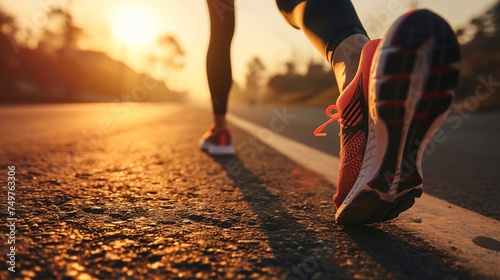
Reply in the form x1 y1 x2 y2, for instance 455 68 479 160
335 10 460 225
200 141 235 156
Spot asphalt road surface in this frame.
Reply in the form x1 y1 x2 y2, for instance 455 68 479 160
0 103 497 279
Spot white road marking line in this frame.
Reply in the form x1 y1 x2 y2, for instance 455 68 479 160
227 113 340 184
228 113 500 278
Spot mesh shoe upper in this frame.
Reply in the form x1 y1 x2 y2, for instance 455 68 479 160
332 40 380 209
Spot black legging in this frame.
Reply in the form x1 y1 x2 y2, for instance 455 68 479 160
206 0 367 116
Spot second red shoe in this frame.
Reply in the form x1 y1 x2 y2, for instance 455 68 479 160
199 126 235 156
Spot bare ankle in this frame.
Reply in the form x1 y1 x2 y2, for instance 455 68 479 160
213 115 228 131
332 34 370 91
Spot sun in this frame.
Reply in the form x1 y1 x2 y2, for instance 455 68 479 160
113 7 157 47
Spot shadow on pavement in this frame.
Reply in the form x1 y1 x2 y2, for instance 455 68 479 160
212 155 348 279
211 154 473 279
342 225 471 279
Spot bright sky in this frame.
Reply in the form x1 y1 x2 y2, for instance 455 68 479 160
0 0 497 101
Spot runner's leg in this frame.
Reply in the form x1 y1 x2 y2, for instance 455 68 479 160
206 0 235 129
276 0 369 90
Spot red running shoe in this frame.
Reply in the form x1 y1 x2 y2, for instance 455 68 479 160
199 126 235 156
321 10 460 225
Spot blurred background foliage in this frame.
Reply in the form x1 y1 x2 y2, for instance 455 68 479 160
0 1 499 111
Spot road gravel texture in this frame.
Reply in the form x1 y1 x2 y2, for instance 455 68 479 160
0 105 484 279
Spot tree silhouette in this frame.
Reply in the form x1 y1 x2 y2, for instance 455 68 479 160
0 8 16 36
266 59 336 105
470 17 487 38
0 7 18 53
465 0 500 39
148 34 186 90
245 57 266 101
454 0 500 110
157 34 185 70
0 8 18 102
36 3 85 99
493 1 500 30
40 3 83 50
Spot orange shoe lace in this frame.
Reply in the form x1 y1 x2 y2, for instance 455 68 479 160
314 104 340 137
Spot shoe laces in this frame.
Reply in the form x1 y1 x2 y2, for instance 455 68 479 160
314 104 340 137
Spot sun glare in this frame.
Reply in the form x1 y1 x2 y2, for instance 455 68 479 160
113 7 156 47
